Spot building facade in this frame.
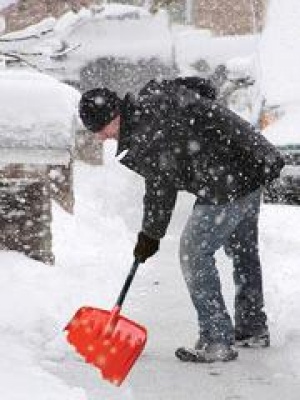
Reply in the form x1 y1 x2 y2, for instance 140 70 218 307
0 0 93 33
150 0 268 34
1 0 268 35
193 0 268 35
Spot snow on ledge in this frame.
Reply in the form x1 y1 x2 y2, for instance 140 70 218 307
0 148 71 166
0 70 80 160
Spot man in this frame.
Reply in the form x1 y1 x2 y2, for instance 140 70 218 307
79 79 284 363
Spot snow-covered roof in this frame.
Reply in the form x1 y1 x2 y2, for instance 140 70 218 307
0 70 80 164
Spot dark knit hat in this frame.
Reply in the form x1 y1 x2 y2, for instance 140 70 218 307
79 88 122 132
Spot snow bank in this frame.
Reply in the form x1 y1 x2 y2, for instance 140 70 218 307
260 204 300 344
57 6 173 81
259 0 300 105
0 70 80 151
0 4 174 82
0 152 140 398
0 335 86 400
174 27 259 72
263 102 300 145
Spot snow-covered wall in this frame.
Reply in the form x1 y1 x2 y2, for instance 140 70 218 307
0 70 80 154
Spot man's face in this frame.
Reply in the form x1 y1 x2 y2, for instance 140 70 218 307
95 115 121 141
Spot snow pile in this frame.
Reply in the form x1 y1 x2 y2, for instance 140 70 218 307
174 27 259 74
0 332 86 400
0 149 140 398
0 70 80 150
259 0 300 105
0 4 173 82
260 204 300 343
259 0 300 146
263 103 300 146
55 5 172 81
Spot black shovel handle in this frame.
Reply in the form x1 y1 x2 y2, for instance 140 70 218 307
115 259 141 308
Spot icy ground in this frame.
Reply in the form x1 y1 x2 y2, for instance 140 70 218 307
1 143 300 399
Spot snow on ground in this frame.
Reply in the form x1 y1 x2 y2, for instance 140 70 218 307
0 1 300 398
0 141 300 399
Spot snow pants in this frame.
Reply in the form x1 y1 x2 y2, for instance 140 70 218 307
179 189 267 346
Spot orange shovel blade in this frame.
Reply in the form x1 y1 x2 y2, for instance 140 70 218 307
65 306 147 386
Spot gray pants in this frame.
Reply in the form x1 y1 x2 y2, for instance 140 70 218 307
179 189 267 346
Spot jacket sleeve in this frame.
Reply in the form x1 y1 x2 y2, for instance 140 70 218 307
191 98 285 183
142 177 178 239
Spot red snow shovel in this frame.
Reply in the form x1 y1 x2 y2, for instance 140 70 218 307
64 259 147 386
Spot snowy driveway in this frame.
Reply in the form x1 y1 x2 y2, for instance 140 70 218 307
45 163 300 400
1 162 300 400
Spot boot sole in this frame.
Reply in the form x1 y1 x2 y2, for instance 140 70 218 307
235 336 270 348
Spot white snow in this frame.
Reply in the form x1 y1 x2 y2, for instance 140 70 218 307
259 0 300 105
259 0 300 147
0 149 300 399
0 4 174 82
0 0 300 399
55 6 172 81
263 102 300 146
0 14 5 34
174 27 259 74
0 70 80 162
0 0 16 10
90 3 149 19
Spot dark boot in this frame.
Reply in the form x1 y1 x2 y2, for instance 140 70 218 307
235 327 270 348
175 343 238 363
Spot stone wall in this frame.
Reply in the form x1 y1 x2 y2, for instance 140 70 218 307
150 0 268 34
1 0 93 33
193 0 268 35
1 0 269 36
0 162 75 265
0 165 54 264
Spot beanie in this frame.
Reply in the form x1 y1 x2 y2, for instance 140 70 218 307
79 88 122 132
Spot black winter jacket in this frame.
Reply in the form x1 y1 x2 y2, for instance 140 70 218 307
116 82 285 239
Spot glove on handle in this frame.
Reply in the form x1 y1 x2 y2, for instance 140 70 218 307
134 231 160 263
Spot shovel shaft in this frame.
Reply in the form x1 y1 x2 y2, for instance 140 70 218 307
116 259 140 308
